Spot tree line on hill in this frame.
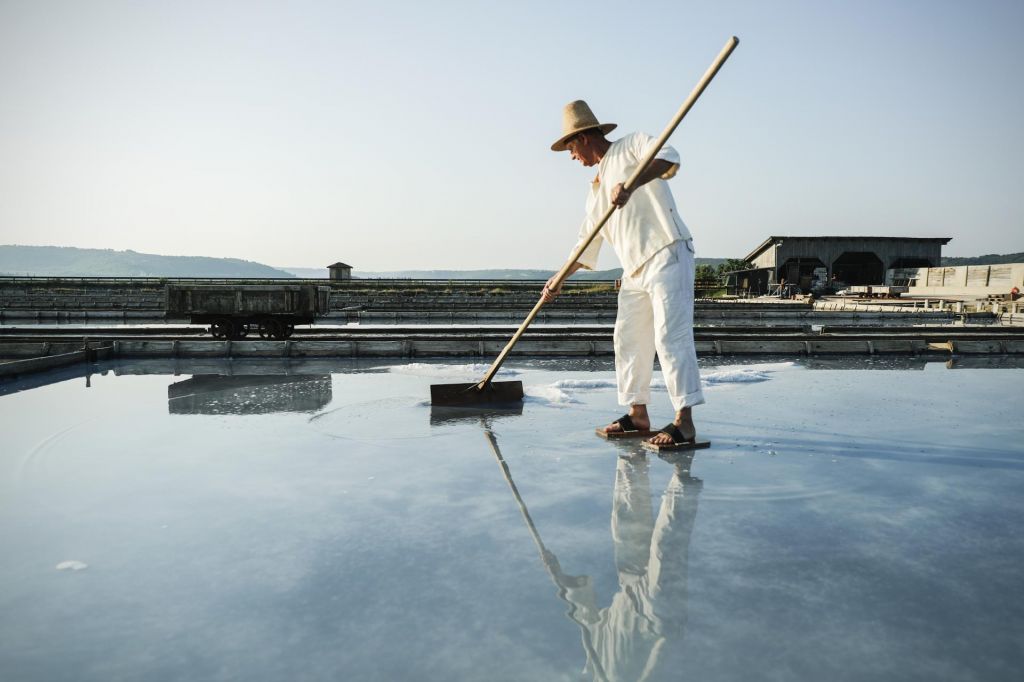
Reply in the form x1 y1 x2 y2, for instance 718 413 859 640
694 259 753 282
941 252 1023 266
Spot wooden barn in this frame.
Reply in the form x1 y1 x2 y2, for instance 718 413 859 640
739 236 951 292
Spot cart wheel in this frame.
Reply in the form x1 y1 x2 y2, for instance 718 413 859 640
237 323 250 339
210 318 232 339
283 324 295 339
265 319 284 340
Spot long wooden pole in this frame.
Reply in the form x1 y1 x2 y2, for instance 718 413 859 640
482 429 608 680
476 36 740 390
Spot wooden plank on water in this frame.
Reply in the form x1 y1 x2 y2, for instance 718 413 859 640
695 340 716 354
288 341 354 358
954 340 1005 354
809 340 871 354
1004 340 1024 354
869 339 920 353
175 341 230 357
718 340 807 354
0 342 73 358
222 341 289 358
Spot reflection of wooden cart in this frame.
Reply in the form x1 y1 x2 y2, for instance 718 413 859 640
165 285 330 340
167 374 332 414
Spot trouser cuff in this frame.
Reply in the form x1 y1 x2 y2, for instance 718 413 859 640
672 388 706 412
618 391 652 407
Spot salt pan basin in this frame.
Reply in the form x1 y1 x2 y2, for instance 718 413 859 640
1 357 1022 681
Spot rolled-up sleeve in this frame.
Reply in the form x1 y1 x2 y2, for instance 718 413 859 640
631 132 680 177
571 216 604 270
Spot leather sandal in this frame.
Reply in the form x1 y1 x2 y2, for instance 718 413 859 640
595 414 655 440
642 423 711 452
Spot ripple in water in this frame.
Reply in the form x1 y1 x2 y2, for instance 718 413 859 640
16 422 86 487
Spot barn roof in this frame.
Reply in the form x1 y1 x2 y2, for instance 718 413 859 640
744 236 952 263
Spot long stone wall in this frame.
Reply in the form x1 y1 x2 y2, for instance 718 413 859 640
0 277 619 313
0 282 166 310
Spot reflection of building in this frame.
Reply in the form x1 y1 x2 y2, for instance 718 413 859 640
167 375 332 414
727 236 951 294
563 456 702 681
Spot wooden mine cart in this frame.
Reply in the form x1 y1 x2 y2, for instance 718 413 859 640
165 284 331 340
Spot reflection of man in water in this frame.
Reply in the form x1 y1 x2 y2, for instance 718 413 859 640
560 454 703 681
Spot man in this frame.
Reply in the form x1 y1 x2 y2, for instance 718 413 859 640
543 100 704 447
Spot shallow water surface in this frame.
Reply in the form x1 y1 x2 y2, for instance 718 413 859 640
1 357 1022 681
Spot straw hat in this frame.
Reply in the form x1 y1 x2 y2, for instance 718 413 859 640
550 100 617 152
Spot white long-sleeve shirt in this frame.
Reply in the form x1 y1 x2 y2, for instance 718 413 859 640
571 132 692 276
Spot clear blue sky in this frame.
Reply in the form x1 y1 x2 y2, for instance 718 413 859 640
1 0 1021 271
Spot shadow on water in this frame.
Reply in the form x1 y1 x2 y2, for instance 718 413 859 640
485 428 701 682
428 403 524 426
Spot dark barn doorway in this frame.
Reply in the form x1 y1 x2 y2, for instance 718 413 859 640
778 258 827 292
832 252 884 286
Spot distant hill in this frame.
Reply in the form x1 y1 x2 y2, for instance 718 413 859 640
281 259 728 281
942 252 1024 266
0 245 295 278
280 267 331 279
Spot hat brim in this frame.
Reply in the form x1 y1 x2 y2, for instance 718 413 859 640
551 122 617 152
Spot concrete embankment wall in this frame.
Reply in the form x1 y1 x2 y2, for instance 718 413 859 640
4 324 1023 383
889 262 1024 297
4 333 1023 363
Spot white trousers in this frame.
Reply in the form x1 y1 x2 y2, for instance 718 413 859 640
615 240 705 411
